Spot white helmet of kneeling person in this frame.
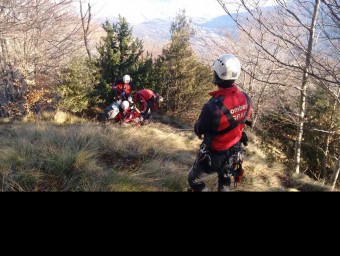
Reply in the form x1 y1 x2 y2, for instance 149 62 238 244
121 100 130 111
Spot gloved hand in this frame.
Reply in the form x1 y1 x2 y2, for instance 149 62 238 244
241 132 248 147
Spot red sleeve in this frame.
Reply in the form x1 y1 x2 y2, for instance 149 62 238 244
116 84 123 94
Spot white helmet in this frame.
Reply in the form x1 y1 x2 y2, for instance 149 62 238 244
123 75 131 84
213 54 241 81
121 101 130 111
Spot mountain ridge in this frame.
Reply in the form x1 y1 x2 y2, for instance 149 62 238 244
133 14 235 40
131 14 235 58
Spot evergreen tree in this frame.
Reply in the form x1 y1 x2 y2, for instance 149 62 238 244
57 58 97 113
157 10 211 114
94 16 145 103
133 53 157 91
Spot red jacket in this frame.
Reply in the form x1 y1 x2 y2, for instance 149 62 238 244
114 107 140 123
135 89 156 112
114 83 132 98
195 86 252 151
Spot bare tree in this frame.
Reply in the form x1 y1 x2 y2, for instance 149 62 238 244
294 0 321 174
79 0 92 60
0 1 21 111
0 0 92 116
314 0 340 99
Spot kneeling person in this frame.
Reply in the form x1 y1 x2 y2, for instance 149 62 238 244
135 89 163 122
114 100 141 124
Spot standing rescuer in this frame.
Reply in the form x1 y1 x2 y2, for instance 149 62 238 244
188 54 253 192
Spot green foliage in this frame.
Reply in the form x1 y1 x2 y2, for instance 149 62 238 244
133 54 158 91
156 10 212 114
57 58 97 113
94 16 148 103
93 13 211 113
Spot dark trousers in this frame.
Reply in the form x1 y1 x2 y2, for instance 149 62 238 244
144 99 154 119
188 144 241 192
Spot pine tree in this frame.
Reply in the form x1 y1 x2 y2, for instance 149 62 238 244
157 10 211 114
57 58 97 113
94 16 145 103
133 53 158 91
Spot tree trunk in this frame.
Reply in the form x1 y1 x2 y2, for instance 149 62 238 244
322 134 331 184
332 157 340 191
294 0 321 174
79 1 92 60
294 80 307 174
0 38 8 65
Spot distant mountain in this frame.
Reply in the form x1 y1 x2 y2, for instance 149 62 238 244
133 15 236 40
195 15 236 29
133 19 171 56
97 14 239 58
132 15 237 58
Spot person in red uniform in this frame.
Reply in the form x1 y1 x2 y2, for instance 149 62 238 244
114 100 141 124
112 75 133 101
188 54 253 192
134 89 163 122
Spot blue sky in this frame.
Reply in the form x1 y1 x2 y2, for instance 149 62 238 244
91 0 227 24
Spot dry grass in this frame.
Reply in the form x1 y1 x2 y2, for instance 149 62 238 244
288 173 332 192
0 115 331 192
239 132 333 192
0 118 199 191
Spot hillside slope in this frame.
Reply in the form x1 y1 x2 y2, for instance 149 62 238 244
0 119 331 192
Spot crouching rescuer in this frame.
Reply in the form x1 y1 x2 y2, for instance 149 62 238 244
188 54 253 192
134 89 163 123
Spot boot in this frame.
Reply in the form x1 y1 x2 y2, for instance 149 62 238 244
218 177 231 192
218 185 231 192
